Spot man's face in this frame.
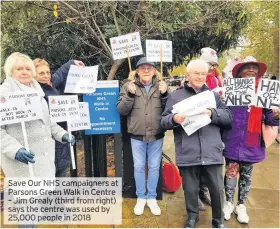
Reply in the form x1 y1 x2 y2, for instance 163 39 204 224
186 64 208 89
239 64 259 78
35 65 51 84
136 64 156 84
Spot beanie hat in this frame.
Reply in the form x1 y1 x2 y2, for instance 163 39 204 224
199 47 218 64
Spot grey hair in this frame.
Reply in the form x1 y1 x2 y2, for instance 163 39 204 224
4 52 36 78
186 59 209 74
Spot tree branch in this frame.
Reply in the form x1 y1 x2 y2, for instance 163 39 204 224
130 0 145 32
111 2 121 35
59 1 112 57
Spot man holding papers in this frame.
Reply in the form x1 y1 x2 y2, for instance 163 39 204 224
161 59 232 228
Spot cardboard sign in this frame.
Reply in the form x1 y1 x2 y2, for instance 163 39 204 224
83 80 120 135
110 32 143 60
172 91 216 116
146 40 172 62
48 95 80 123
223 77 255 106
69 102 91 131
0 91 43 125
256 79 280 109
181 114 211 136
64 65 98 94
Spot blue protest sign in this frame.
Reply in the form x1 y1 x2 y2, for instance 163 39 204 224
83 80 120 135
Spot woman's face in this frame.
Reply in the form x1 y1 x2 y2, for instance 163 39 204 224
11 61 33 86
35 65 51 84
239 64 259 78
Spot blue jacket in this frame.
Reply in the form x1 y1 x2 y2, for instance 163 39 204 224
39 59 75 173
161 83 232 167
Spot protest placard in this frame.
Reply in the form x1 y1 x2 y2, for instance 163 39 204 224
48 95 80 123
146 40 172 62
223 77 255 106
0 91 43 125
256 79 280 109
110 32 143 60
172 91 216 116
69 102 91 131
84 80 120 135
181 114 212 136
0 91 44 177
64 65 98 94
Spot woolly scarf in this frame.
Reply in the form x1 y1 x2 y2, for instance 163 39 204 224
246 77 263 147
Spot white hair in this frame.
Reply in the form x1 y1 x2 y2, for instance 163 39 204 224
186 59 209 74
4 52 36 78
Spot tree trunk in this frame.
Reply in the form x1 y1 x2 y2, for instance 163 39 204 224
273 29 279 78
107 59 125 80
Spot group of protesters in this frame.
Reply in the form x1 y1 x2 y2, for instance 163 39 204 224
0 48 279 228
117 48 279 228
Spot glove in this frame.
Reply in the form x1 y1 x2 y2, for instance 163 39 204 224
15 148 35 164
62 133 75 146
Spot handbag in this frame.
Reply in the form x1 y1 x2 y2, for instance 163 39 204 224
162 152 182 193
262 123 278 148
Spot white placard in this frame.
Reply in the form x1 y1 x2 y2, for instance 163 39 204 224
146 40 172 62
69 102 91 131
0 91 43 125
110 32 143 60
64 65 98 94
223 77 255 106
172 91 216 116
181 114 211 136
48 95 80 123
255 79 280 109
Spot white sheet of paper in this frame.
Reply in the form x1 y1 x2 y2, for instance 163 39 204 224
110 32 143 60
48 95 80 123
64 65 98 94
181 114 211 136
172 91 216 115
0 91 43 125
146 40 172 62
69 102 91 131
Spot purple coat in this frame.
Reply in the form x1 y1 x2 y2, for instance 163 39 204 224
222 106 279 163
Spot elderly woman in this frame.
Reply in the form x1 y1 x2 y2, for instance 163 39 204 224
0 52 74 180
33 58 84 177
222 56 279 224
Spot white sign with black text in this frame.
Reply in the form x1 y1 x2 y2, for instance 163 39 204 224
110 32 143 60
0 91 43 125
48 95 80 123
256 79 280 109
64 65 99 94
146 40 172 62
69 102 91 131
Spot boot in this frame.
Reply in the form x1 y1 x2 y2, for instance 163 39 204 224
199 185 211 206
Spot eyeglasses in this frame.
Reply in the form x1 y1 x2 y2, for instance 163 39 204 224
208 63 219 68
138 66 154 72
191 72 207 77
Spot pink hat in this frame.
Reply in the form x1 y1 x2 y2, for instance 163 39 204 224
232 56 267 78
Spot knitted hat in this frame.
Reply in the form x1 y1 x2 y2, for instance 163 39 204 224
136 57 155 68
199 47 218 64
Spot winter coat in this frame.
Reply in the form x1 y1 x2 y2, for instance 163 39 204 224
0 77 67 178
222 106 279 163
39 60 74 173
161 83 232 167
117 73 169 142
